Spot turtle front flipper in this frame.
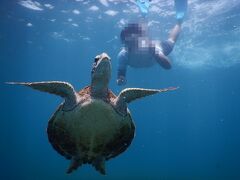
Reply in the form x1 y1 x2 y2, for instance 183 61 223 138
7 81 80 110
114 87 178 115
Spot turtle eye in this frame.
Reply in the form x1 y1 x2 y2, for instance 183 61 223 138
94 56 100 63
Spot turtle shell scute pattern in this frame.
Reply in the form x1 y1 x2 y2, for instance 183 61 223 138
47 106 78 160
104 120 135 160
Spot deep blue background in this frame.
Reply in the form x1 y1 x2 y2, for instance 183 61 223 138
1 0 240 179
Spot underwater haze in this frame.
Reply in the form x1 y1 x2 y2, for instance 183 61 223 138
1 0 240 179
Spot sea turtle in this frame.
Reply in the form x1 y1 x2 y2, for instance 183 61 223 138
8 52 177 175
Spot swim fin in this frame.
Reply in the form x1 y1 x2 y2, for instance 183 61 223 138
136 0 151 14
174 0 188 22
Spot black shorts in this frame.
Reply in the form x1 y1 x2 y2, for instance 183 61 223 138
160 40 174 56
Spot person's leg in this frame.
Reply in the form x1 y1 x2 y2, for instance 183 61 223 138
158 22 181 57
153 22 181 69
154 52 172 69
153 46 172 69
168 22 182 44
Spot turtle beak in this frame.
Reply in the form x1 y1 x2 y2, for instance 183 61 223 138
100 53 111 62
95 53 111 74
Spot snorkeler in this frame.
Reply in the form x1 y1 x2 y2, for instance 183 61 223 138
116 0 188 86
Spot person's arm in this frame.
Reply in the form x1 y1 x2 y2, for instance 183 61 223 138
117 49 128 86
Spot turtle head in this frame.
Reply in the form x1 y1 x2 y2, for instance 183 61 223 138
91 52 111 97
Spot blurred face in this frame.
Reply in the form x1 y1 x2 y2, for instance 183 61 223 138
121 23 146 48
124 33 139 48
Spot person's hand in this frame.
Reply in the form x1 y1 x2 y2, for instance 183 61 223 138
117 76 126 86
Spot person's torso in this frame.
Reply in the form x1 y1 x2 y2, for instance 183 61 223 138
127 38 159 68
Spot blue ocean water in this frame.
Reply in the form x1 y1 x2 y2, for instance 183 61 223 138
1 0 240 179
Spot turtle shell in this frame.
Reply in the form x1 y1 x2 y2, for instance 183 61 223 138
47 86 135 164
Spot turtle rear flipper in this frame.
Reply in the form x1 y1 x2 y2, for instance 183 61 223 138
92 157 106 175
67 158 83 174
7 81 80 110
